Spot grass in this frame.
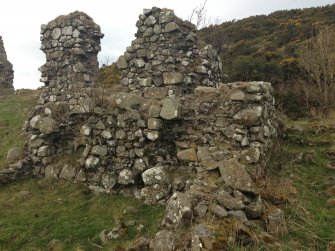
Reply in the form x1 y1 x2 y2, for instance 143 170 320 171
265 118 335 250
0 90 39 168
0 178 165 250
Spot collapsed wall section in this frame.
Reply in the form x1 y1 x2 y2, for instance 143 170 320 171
0 36 14 96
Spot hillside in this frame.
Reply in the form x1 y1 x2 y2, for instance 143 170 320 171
201 4 335 116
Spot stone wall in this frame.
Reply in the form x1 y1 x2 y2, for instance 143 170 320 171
1 7 280 249
116 7 223 95
0 36 14 96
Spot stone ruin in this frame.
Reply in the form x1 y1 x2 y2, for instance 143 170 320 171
0 36 14 96
0 7 284 250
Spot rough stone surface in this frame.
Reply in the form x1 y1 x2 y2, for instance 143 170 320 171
6 147 24 162
219 159 258 194
150 230 177 251
162 192 192 229
0 36 14 96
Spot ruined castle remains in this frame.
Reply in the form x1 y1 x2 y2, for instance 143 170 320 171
0 7 283 249
0 36 14 96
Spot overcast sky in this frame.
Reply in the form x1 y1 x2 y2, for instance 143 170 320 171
0 0 334 89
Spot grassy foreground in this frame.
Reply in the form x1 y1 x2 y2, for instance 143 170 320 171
265 118 335 250
0 179 165 250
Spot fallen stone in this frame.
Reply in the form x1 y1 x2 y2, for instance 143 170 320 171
192 224 214 251
211 205 228 218
150 230 177 251
216 189 245 210
162 192 192 229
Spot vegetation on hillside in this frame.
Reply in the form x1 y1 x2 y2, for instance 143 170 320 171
0 90 38 168
201 4 335 117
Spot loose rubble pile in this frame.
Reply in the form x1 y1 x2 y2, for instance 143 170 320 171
0 36 14 96
0 7 285 250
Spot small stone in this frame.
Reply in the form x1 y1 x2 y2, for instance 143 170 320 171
144 15 157 26
115 129 126 139
142 165 169 186
160 98 180 120
149 105 161 117
59 164 77 180
228 210 248 223
80 125 91 136
144 130 160 141
195 65 207 74
159 11 173 24
177 148 198 162
101 173 117 190
163 72 183 85
51 28 61 39
135 59 145 68
37 145 51 157
192 224 214 250
101 130 112 139
150 230 177 251
164 22 179 32
139 78 152 87
30 115 41 129
216 189 245 210
230 89 245 101
118 169 135 185
211 205 228 218
116 55 128 69
85 155 100 169
233 106 263 126
147 118 163 130
38 117 59 134
91 145 107 157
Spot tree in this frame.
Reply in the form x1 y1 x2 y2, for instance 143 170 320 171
298 26 335 113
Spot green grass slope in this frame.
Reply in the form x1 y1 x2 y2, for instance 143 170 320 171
0 90 39 168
